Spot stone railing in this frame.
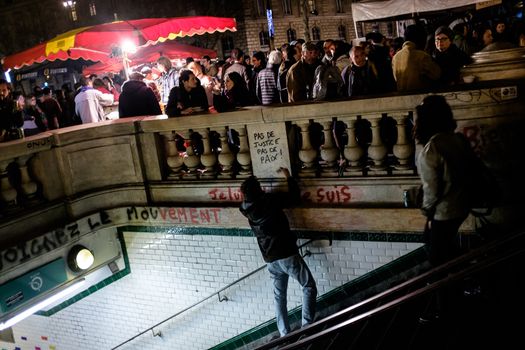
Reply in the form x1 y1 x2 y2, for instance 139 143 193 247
1 81 523 242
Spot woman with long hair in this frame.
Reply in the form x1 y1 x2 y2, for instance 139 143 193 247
212 71 254 112
414 94 477 322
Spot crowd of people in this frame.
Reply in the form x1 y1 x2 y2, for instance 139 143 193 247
1 17 522 142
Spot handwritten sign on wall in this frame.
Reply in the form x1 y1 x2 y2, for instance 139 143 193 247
247 122 291 178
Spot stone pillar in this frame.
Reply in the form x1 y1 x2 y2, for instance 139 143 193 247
216 127 235 179
297 121 318 178
17 155 38 201
0 160 18 208
161 131 184 179
236 126 252 178
319 120 339 177
392 113 416 175
197 128 218 179
367 116 388 175
183 131 200 179
342 117 365 176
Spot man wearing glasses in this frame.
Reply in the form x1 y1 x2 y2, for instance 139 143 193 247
432 26 471 86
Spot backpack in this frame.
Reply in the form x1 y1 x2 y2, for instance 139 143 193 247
312 64 343 101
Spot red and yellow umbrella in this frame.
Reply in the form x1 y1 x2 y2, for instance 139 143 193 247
3 45 111 70
4 16 236 70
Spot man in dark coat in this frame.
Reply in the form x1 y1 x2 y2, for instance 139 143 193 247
239 168 317 337
432 26 471 86
118 73 162 118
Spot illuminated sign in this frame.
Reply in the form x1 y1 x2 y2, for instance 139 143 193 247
266 9 275 37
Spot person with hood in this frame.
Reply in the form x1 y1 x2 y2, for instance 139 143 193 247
118 72 162 118
239 168 317 337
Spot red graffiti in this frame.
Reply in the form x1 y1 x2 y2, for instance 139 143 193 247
208 187 243 201
302 185 352 204
126 207 221 224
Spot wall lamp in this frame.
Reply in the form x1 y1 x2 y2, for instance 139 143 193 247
67 245 95 272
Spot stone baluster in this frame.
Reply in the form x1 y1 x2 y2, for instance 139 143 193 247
342 117 365 176
236 126 252 178
319 120 339 177
392 113 416 175
161 131 184 179
17 155 38 201
216 127 235 179
0 160 18 209
182 131 200 179
197 128 218 179
366 115 388 175
296 121 318 177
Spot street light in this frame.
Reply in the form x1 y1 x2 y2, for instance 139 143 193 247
62 1 77 22
121 39 137 80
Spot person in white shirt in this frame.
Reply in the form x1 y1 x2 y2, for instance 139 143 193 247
74 76 114 124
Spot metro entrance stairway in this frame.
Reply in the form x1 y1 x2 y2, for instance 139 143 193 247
220 230 525 350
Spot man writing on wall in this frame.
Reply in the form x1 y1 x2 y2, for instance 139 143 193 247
239 168 317 337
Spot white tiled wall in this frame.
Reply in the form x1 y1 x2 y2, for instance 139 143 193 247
1 231 422 350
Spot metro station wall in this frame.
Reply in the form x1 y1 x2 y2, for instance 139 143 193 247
2 225 422 350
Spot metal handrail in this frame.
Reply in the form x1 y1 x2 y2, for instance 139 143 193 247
258 229 525 350
280 239 525 350
110 238 319 349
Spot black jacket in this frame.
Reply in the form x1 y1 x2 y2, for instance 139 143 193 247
239 178 301 262
165 85 208 117
118 80 162 118
432 44 471 86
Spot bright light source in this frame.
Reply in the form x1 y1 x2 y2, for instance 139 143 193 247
76 248 95 270
62 1 75 7
4 69 11 83
121 40 137 54
67 245 95 272
0 279 85 331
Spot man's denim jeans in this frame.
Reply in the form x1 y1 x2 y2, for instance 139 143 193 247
267 254 317 336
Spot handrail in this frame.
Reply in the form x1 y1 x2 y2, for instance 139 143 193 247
258 229 525 350
110 238 319 349
279 234 525 350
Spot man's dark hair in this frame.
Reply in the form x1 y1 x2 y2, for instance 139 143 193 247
79 76 91 87
414 95 457 144
230 48 244 61
129 72 145 81
42 87 52 95
202 55 211 62
178 69 194 88
366 32 384 44
240 176 263 202
404 24 427 50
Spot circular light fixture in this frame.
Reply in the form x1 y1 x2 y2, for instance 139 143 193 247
67 245 95 272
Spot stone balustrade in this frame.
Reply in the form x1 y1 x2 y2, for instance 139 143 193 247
0 82 523 243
